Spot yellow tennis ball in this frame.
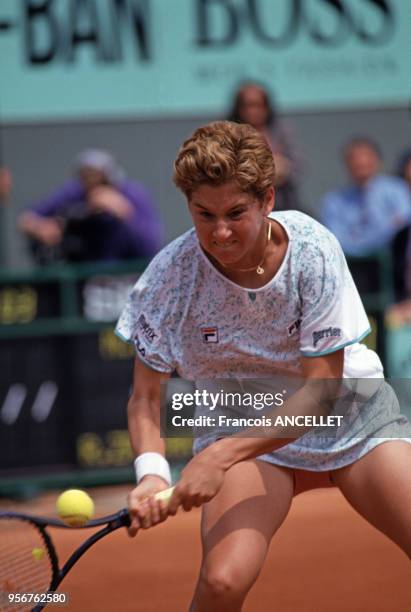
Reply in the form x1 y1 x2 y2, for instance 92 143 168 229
32 547 45 561
56 489 95 527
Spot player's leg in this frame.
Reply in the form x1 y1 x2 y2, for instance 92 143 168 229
190 459 294 612
294 468 335 496
331 440 411 557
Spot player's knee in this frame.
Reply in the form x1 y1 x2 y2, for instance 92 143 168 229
199 565 248 601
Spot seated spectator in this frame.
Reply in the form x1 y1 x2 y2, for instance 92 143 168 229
321 138 411 257
396 148 411 190
228 81 303 211
0 167 12 202
386 298 411 327
18 149 162 264
395 147 411 300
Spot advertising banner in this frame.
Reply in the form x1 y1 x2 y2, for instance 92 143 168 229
1 0 410 122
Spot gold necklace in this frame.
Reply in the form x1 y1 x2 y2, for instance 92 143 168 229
221 220 272 275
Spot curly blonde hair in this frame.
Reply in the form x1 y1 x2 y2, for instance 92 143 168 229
173 121 275 200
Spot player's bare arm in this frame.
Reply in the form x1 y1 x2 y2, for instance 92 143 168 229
168 350 344 514
127 357 172 536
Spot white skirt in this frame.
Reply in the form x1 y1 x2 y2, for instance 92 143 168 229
192 380 411 471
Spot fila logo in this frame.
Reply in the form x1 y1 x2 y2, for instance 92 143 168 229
201 326 218 343
288 318 302 336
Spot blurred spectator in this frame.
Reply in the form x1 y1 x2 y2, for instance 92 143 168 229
386 297 411 327
395 147 411 299
0 167 12 202
321 138 411 256
396 147 411 189
321 138 411 300
18 149 162 264
228 81 303 211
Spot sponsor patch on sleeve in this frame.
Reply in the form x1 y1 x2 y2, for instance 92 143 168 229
135 313 161 345
134 334 146 357
312 327 341 348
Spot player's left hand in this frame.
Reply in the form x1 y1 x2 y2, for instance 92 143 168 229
127 476 170 536
168 454 226 514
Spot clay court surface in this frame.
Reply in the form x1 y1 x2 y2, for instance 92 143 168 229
1 485 410 611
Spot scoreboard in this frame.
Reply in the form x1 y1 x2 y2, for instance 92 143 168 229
0 261 192 489
0 282 60 324
0 261 144 330
0 331 135 472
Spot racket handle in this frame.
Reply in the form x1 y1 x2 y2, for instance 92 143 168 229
153 486 175 504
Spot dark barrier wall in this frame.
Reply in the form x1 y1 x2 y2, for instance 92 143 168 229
0 333 133 472
0 262 195 482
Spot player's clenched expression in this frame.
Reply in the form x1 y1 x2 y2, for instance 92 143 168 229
188 181 274 269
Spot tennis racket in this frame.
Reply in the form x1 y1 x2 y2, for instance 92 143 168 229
0 486 175 612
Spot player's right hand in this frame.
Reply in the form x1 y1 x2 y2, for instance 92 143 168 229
127 476 170 537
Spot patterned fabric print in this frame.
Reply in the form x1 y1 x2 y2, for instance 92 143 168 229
116 211 375 378
116 211 411 470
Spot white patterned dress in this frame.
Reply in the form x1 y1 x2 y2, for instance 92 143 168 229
116 211 411 471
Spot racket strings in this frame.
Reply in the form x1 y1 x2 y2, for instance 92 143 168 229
0 519 53 611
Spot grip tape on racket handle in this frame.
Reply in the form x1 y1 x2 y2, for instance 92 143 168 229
153 486 175 503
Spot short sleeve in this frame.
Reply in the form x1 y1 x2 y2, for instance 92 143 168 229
299 231 371 357
115 264 177 373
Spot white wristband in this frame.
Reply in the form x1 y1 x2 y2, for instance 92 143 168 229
134 452 172 486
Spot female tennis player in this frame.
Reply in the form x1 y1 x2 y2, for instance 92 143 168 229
116 121 411 611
